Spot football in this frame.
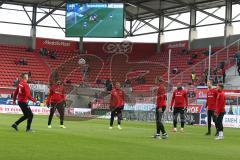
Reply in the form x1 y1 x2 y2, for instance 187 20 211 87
78 58 86 65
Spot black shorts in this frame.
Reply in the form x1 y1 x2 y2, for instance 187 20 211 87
111 106 124 116
173 107 185 115
156 106 166 113
18 102 33 118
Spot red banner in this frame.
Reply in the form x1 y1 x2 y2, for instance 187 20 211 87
161 41 188 52
36 37 78 51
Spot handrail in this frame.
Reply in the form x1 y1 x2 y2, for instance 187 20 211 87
171 39 240 83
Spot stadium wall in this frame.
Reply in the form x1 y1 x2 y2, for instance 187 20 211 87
0 34 32 47
192 34 240 49
1 33 240 51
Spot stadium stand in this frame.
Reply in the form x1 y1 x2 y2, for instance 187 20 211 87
0 38 238 89
0 44 49 88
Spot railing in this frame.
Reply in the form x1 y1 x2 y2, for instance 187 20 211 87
170 39 240 85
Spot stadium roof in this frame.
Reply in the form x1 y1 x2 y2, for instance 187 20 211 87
1 0 239 20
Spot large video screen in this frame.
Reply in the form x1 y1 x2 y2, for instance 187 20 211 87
66 3 124 38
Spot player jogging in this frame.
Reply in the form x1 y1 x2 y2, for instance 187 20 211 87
11 73 37 132
205 80 218 136
153 77 168 139
109 82 125 130
46 81 66 129
170 83 188 132
215 84 226 140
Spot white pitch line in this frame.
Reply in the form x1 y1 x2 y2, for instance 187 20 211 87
85 20 104 36
85 11 115 37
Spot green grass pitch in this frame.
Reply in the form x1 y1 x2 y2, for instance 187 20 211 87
0 114 240 160
66 8 124 37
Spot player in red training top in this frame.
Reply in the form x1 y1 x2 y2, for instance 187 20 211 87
46 80 66 129
170 83 188 132
215 84 226 140
11 73 37 132
153 77 168 139
109 82 125 130
205 80 218 136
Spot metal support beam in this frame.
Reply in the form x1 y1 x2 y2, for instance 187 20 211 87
164 15 190 27
22 6 32 23
136 18 159 31
197 7 221 25
196 8 225 22
130 20 133 36
157 15 164 53
171 0 225 22
35 1 65 25
132 19 154 34
38 8 65 34
189 7 197 49
224 0 233 46
79 37 84 54
0 0 7 6
164 14 181 29
30 6 37 50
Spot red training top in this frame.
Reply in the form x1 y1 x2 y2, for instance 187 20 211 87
170 89 188 108
46 84 65 104
206 88 218 111
216 90 226 114
110 88 125 107
156 84 166 108
13 80 36 103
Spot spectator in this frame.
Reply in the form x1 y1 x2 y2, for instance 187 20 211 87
50 50 57 59
14 58 20 65
125 79 131 87
217 68 223 83
191 53 197 59
82 64 89 80
40 48 48 56
66 79 72 84
187 57 193 65
172 67 178 74
21 58 28 65
88 101 92 108
238 66 240 76
136 75 146 84
187 84 196 98
222 67 226 83
228 106 234 115
199 73 206 86
26 48 33 52
24 58 28 65
181 48 188 55
191 71 196 84
204 69 208 84
236 57 240 76
13 78 19 87
96 79 101 84
28 71 32 77
18 58 24 65
105 79 112 92
39 48 44 56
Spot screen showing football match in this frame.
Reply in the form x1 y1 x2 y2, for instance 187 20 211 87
66 3 124 38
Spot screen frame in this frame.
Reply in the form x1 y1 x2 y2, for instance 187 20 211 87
65 2 125 38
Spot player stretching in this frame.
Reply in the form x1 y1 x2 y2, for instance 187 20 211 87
205 80 218 136
170 83 188 132
109 82 125 130
46 81 66 129
11 73 36 132
153 77 168 139
215 84 226 140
